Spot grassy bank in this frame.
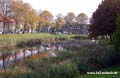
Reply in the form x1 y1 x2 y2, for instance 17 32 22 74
78 74 120 78
0 33 75 47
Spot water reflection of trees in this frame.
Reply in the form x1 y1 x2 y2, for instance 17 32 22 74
0 42 64 70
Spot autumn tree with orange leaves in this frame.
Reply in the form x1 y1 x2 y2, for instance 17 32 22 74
0 0 14 34
38 10 54 30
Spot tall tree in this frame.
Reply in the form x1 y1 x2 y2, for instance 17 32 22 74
38 10 54 30
90 0 120 40
22 3 33 32
114 16 120 51
29 9 39 33
0 0 14 34
64 12 76 26
76 13 88 24
55 13 65 29
11 0 24 33
64 12 75 34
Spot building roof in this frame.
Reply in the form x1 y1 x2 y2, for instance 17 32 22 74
6 17 16 23
0 15 16 23
0 15 4 22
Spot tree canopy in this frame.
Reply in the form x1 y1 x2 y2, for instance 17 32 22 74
38 10 54 29
90 0 120 39
55 13 65 29
0 0 89 33
76 13 88 24
64 12 76 26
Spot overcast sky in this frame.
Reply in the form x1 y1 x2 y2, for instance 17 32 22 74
22 0 102 18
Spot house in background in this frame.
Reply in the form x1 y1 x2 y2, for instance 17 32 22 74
40 24 89 34
0 15 16 34
5 17 16 33
61 24 89 34
40 26 52 32
0 15 4 34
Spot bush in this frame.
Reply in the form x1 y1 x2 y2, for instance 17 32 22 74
66 44 116 72
2 73 39 78
24 59 51 78
50 63 79 78
24 58 79 78
72 35 89 40
55 51 73 63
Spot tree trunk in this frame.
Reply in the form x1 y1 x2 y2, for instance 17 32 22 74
23 20 27 34
2 19 6 34
23 49 26 59
2 53 5 70
15 21 18 34
37 46 40 54
109 34 113 41
31 47 33 56
15 51 17 64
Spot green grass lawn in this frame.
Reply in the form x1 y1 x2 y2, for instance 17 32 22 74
78 74 120 78
0 33 75 47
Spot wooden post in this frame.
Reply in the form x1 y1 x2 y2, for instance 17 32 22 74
23 49 26 59
2 52 5 70
15 51 17 64
37 46 40 54
31 47 33 56
45 46 47 52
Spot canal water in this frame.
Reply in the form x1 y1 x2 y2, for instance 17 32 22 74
0 42 65 70
0 40 94 70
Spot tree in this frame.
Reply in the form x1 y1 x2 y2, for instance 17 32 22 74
11 0 24 33
11 1 38 33
22 3 33 33
55 13 65 29
64 12 76 26
29 9 39 33
38 10 54 30
114 16 120 51
76 13 88 24
0 0 14 34
64 12 76 34
90 0 120 40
